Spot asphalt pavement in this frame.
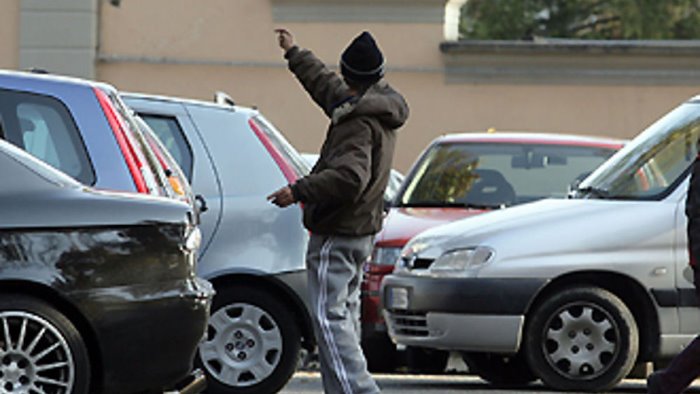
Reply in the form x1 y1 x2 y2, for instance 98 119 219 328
280 371 700 394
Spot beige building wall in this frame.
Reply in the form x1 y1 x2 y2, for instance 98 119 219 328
0 1 20 69
96 0 700 172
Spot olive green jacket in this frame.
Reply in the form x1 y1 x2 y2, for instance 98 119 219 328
286 46 409 236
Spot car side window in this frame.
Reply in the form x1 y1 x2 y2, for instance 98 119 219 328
0 89 95 185
140 114 193 180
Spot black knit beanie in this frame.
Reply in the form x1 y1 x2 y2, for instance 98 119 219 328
340 31 385 85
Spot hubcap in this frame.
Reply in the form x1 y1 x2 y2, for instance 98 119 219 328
542 302 620 380
0 312 74 393
199 303 282 387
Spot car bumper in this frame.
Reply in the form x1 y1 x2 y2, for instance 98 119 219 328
172 368 207 394
70 277 214 394
361 270 391 339
381 274 548 353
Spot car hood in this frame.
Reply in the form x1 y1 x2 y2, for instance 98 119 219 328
408 198 677 261
376 207 487 247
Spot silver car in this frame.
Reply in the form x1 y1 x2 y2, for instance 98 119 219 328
123 93 312 394
383 96 700 391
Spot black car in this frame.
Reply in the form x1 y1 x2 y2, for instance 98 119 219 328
0 139 213 393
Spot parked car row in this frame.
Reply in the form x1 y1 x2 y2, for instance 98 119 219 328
0 70 214 393
381 96 700 391
6 65 695 394
1 68 326 394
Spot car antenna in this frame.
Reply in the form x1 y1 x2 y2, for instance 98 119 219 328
214 91 235 107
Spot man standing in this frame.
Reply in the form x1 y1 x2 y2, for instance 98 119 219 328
648 154 700 393
268 29 408 393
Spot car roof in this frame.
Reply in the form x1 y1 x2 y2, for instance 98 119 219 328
436 132 626 148
0 69 110 90
122 91 260 117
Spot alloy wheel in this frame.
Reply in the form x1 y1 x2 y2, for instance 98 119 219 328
0 311 74 394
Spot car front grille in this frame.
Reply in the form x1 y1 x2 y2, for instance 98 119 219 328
411 258 434 270
388 310 429 337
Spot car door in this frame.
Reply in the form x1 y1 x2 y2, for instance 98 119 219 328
674 177 699 334
125 98 222 257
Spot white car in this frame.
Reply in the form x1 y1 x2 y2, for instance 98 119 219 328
382 95 700 391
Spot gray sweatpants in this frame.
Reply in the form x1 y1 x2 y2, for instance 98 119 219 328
306 233 381 394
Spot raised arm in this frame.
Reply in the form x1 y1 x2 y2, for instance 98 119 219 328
275 28 350 117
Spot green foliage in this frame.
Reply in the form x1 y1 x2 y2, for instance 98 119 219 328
409 148 479 203
460 0 700 40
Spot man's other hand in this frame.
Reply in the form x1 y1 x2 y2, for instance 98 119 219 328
267 186 296 207
274 28 295 52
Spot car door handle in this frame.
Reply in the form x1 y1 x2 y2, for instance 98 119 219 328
195 194 208 213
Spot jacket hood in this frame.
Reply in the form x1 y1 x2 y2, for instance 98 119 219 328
335 81 408 128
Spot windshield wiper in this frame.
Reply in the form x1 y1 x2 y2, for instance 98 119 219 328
399 201 505 209
574 186 610 199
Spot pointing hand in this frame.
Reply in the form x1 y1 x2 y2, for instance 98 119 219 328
274 28 295 52
267 186 296 208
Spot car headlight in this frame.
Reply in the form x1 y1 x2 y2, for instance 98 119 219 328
370 246 402 266
394 236 447 274
400 238 436 259
428 246 494 276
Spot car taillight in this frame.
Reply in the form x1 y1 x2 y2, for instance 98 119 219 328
248 118 297 183
168 175 186 196
94 88 148 193
145 136 187 198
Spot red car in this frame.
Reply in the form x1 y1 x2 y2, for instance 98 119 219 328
361 132 625 372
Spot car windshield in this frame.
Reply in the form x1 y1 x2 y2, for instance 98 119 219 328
399 141 617 208
577 102 700 200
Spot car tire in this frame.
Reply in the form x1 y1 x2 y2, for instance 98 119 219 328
405 346 449 374
361 334 397 373
197 285 301 394
524 286 638 392
462 352 536 387
0 294 91 394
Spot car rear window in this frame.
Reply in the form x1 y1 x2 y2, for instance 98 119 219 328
0 138 81 189
139 114 193 180
400 142 618 207
0 88 95 185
